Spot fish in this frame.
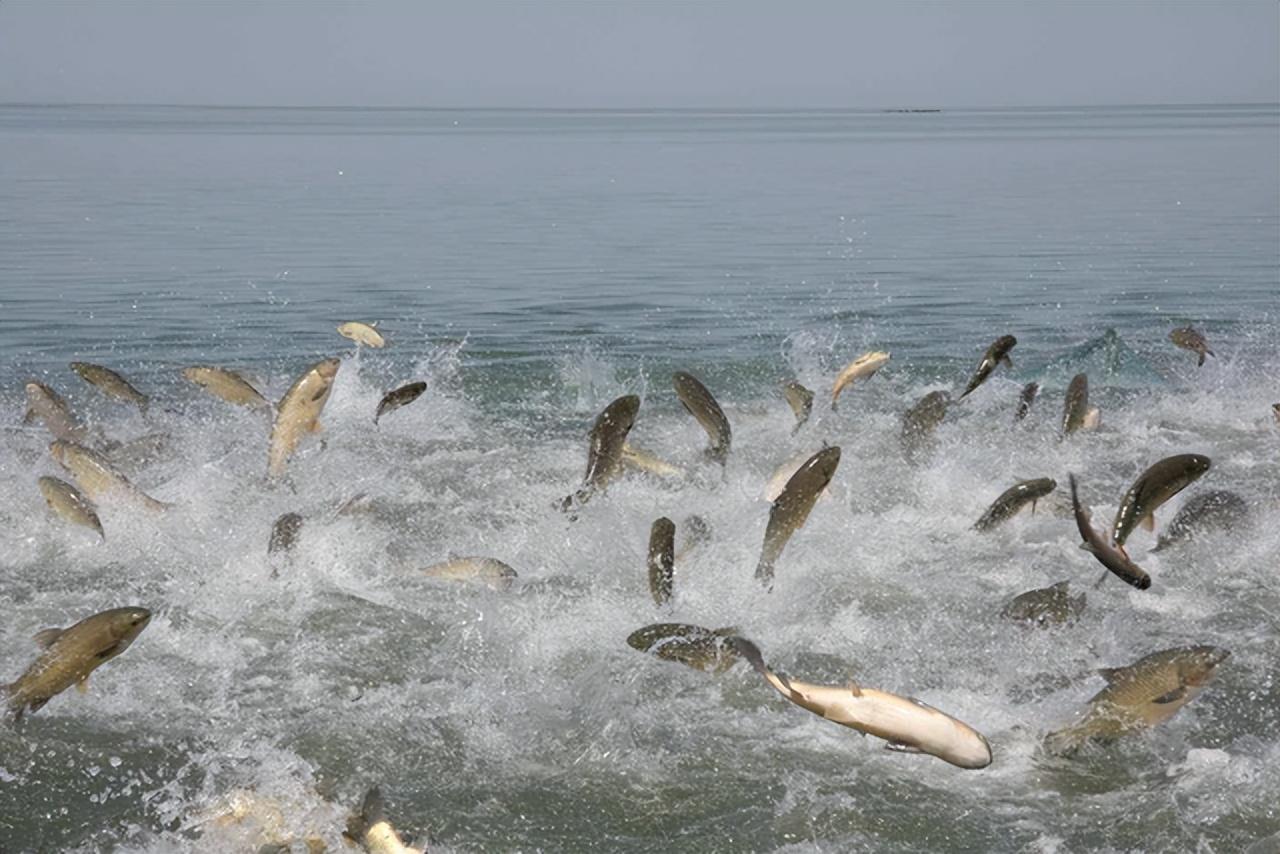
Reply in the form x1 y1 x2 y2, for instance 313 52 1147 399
762 448 834 503
23 381 89 442
1013 381 1039 422
268 512 304 557
49 439 171 512
647 517 675 605
626 623 739 673
420 556 518 590
1068 474 1151 589
676 514 711 560
831 351 890 411
1273 403 1280 425
1000 581 1085 626
268 358 340 478
1150 490 1249 552
782 380 813 432
558 394 640 512
70 362 149 412
620 443 685 480
672 371 731 466
1060 374 1090 438
1111 453 1212 548
182 366 271 412
1169 326 1214 366
37 476 105 541
900 390 950 462
754 446 840 586
3 606 151 723
374 381 427 425
337 321 386 348
732 637 992 770
972 478 1057 532
958 335 1016 399
1043 645 1229 756
344 787 423 854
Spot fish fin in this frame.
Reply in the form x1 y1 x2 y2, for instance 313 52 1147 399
28 697 49 714
1031 499 1038 515
33 628 63 649
1197 351 1206 367
1043 726 1087 757
1083 407 1100 429
1153 687 1187 705
76 676 89 694
307 419 323 434
847 679 863 698
884 740 924 754
1140 513 1155 532
729 637 769 677
1078 541 1098 555
1001 355 1013 369
1098 667 1125 683
21 407 36 425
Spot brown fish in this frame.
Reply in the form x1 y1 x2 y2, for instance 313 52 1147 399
1150 490 1249 552
626 623 739 673
1044 645 1229 756
37 476 104 541
1112 454 1212 548
959 335 1016 399
1060 374 1090 438
182 366 271 413
70 362 149 412
673 371 731 465
420 556 518 590
782 380 813 433
268 512 304 557
3 607 151 722
647 517 675 605
1068 474 1151 589
268 358 340 478
900 390 950 463
973 478 1057 532
49 440 171 512
831 351 890 411
374 381 427 425
559 394 640 512
1013 381 1039 423
1001 581 1085 627
23 381 89 443
1169 326 1214 366
755 446 840 586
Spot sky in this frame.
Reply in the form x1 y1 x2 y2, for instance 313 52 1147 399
0 1 1276 109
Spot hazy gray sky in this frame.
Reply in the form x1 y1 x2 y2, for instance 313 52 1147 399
0 1 1276 108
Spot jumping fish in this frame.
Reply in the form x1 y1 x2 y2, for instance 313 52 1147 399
1013 382 1039 423
900 390 950 462
558 394 640 512
1273 403 1279 425
972 478 1057 532
374 381 427 425
3 606 151 722
1150 490 1249 552
1068 474 1151 589
620 443 685 480
49 440 171 512
268 358 340 478
70 362 149 412
732 637 993 769
268 512 304 557
1060 373 1099 438
831 351 890 411
782 380 813 432
959 335 1016 399
23 382 89 443
626 623 739 673
1169 326 1214 366
762 448 834 503
1001 581 1085 627
676 514 711 560
337 321 386 348
647 517 675 605
182 366 271 413
1044 645 1229 756
421 556 517 590
344 787 423 854
754 446 840 587
1112 454 1212 548
673 371 731 466
37 476 104 541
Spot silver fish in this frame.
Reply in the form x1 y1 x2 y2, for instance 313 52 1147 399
782 380 813 433
49 439 171 512
37 476 104 541
23 381 89 442
268 358 340 478
1013 381 1039 423
182 366 271 413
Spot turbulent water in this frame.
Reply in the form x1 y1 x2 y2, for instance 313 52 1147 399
0 104 1278 852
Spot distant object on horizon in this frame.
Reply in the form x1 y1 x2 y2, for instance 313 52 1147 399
883 109 942 113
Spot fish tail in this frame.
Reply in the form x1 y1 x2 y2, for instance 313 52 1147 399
344 786 385 843
1197 351 1206 367
1043 725 1089 757
729 637 769 677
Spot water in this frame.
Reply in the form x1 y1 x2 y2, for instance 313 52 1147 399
0 104 1277 852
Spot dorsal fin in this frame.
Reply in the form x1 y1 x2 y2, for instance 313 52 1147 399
847 679 863 698
1140 512 1156 532
1098 666 1126 683
33 628 63 649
